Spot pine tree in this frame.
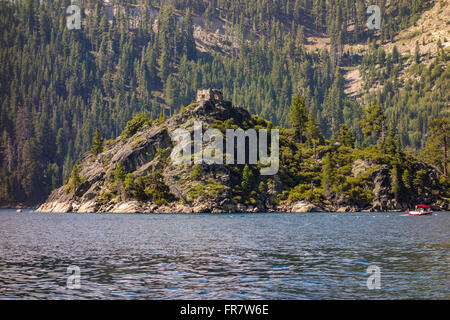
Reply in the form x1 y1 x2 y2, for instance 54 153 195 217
289 93 308 143
337 124 355 147
422 118 449 177
66 164 83 194
164 75 180 113
360 104 386 144
21 138 43 199
114 161 125 183
415 40 421 64
390 164 400 200
384 125 399 155
321 153 335 194
305 109 322 143
183 8 196 60
241 164 254 194
91 129 104 156
158 48 170 83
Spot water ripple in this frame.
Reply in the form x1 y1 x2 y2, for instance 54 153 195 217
0 210 449 299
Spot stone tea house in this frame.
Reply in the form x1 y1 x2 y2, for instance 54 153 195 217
196 89 224 103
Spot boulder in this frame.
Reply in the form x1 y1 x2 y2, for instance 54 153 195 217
193 204 211 213
290 201 323 213
36 201 72 213
77 201 98 213
110 201 143 213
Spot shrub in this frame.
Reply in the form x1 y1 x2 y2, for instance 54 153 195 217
233 195 242 202
402 169 412 189
113 161 126 183
121 114 151 139
188 181 224 200
65 164 84 194
413 169 427 189
124 173 135 192
190 164 203 180
288 184 324 203
348 186 373 205
130 171 175 204
132 138 146 147
96 191 113 206
258 181 267 193
104 139 115 146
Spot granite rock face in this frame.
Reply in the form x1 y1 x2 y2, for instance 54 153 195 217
290 201 325 213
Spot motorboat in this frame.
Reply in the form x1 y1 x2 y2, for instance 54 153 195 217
407 204 433 216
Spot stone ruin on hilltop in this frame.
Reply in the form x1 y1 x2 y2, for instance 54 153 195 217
196 89 224 104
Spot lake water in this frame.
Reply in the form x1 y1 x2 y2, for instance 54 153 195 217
0 209 448 299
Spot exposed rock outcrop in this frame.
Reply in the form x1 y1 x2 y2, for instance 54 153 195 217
290 201 325 213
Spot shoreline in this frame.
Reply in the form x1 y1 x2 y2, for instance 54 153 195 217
34 200 448 214
4 208 449 215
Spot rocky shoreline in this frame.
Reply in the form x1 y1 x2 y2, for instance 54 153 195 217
36 199 448 214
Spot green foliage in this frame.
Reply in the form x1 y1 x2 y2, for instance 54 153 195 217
258 181 267 193
289 93 308 142
141 172 173 205
104 139 116 147
421 118 449 176
20 138 44 199
383 126 400 156
96 191 113 206
355 145 392 164
288 184 324 203
413 169 427 190
343 168 376 205
179 102 199 113
305 110 323 143
347 185 373 205
123 170 174 205
113 161 125 183
65 164 83 194
321 153 336 193
124 173 135 193
390 165 401 199
188 180 224 201
121 115 151 139
241 165 254 195
190 164 203 180
359 41 448 151
415 41 421 64
132 138 146 147
402 169 412 190
360 104 386 143
164 75 180 112
91 129 104 156
211 118 239 132
337 124 356 147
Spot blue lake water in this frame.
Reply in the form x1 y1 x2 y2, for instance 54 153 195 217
0 209 448 299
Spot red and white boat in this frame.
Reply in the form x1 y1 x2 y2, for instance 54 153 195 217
407 204 433 216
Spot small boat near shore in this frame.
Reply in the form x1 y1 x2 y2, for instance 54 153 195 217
407 204 433 216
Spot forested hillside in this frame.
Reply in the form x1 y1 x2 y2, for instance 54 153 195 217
0 0 448 205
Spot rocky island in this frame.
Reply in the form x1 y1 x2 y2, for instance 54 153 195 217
37 90 449 214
